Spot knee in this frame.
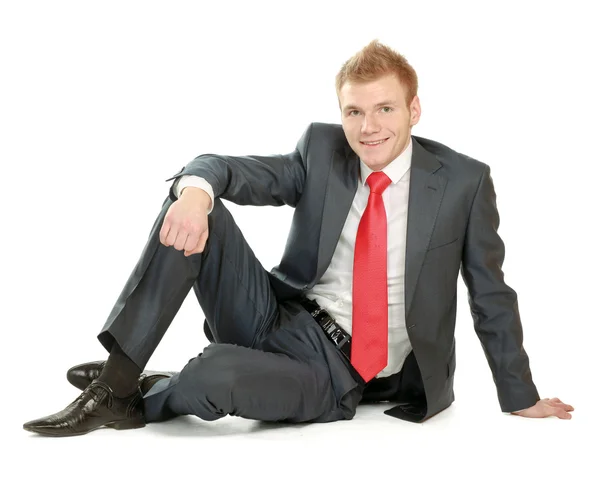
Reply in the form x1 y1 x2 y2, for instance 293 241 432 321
176 345 245 397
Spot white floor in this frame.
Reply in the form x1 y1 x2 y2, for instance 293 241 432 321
8 374 596 490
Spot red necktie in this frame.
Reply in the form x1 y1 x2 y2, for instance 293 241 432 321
351 171 392 382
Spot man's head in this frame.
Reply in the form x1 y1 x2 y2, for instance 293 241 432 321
336 40 421 171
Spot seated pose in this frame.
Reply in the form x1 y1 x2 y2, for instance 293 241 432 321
23 40 573 437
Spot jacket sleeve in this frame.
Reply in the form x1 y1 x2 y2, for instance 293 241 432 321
460 164 540 412
165 123 313 207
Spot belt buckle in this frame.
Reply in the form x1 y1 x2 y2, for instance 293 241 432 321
320 315 335 333
303 299 352 362
330 327 349 349
332 328 352 363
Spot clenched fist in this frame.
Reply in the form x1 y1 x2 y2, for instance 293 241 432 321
159 187 212 257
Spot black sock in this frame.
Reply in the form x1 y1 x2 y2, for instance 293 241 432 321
97 342 142 397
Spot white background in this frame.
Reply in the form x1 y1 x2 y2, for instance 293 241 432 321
2 0 598 489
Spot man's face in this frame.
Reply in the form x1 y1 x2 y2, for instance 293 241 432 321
339 73 421 171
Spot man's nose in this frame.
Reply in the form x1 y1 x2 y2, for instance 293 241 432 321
361 114 380 134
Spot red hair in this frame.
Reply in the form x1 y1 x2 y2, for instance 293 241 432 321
336 40 418 107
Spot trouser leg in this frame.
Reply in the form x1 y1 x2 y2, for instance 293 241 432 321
97 197 280 370
189 199 281 347
143 343 342 424
144 304 364 425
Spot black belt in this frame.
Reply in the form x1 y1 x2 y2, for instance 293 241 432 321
300 298 352 363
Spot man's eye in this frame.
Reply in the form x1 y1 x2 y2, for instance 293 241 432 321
348 110 360 116
381 107 392 113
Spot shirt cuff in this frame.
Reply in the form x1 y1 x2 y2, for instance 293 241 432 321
174 175 215 214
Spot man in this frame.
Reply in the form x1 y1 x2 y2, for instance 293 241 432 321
23 40 573 437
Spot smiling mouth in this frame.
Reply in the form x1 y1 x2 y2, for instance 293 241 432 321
360 138 389 147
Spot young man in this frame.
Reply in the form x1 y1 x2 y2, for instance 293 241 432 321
23 40 573 437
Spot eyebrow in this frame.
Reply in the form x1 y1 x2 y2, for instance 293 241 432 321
342 100 397 112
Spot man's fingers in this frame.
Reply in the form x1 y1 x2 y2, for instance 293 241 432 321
183 229 207 256
182 231 201 254
184 245 203 257
164 225 179 247
184 230 209 257
159 221 171 246
198 229 209 250
554 408 572 420
553 402 575 412
160 199 208 254
513 399 574 419
548 398 575 411
173 230 189 251
545 401 573 419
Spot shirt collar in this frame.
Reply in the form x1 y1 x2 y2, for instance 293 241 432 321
359 137 413 186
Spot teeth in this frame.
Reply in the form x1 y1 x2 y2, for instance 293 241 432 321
363 139 386 145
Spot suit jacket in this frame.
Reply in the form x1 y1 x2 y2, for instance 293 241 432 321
166 122 540 421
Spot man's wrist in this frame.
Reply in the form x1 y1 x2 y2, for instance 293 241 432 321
181 186 212 209
174 175 215 214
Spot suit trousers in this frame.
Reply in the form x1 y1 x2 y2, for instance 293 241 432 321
96 196 422 424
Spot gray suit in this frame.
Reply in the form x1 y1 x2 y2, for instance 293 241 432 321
98 122 539 424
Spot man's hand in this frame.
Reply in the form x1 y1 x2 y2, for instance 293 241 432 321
159 187 212 257
512 397 574 419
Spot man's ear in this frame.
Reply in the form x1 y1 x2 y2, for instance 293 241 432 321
409 95 421 126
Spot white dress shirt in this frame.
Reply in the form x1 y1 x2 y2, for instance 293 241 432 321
305 140 413 378
174 139 414 379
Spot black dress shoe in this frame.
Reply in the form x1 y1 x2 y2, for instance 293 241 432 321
23 380 145 437
67 360 175 394
66 360 106 391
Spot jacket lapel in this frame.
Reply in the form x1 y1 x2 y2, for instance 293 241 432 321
314 137 446 318
404 138 446 315
315 149 359 280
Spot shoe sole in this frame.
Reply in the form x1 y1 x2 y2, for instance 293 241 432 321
23 418 145 437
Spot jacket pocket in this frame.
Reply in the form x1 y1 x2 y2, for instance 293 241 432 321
423 237 460 265
427 236 459 251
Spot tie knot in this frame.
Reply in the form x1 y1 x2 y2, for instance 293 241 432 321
366 172 392 195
